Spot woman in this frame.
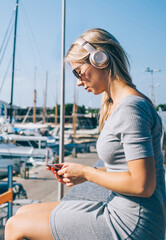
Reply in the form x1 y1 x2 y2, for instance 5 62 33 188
5 28 166 240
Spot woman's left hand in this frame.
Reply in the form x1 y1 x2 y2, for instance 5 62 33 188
57 162 87 187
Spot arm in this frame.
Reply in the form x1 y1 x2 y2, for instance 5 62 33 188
58 156 156 198
84 156 156 197
94 167 107 171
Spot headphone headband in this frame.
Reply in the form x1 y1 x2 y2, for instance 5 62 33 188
76 38 96 53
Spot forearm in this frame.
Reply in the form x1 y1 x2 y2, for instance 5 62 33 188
94 167 106 171
84 166 152 197
57 158 155 197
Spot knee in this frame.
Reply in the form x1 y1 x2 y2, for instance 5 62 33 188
5 215 25 240
5 216 15 231
16 204 28 215
5 216 18 239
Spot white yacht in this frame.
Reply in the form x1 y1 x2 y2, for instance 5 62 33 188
1 133 57 165
0 132 57 178
0 141 33 178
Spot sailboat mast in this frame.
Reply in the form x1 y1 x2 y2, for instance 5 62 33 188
43 71 48 124
73 80 77 140
33 67 37 123
9 0 19 123
55 79 58 125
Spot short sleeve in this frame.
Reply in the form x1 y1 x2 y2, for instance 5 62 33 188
115 101 154 161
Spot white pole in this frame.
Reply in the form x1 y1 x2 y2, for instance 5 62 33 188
150 70 154 104
58 0 66 201
145 67 161 106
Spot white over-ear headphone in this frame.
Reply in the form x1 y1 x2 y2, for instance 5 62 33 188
76 37 109 69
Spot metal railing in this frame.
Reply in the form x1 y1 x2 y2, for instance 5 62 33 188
0 165 13 219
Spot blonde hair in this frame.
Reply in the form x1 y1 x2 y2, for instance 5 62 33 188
66 28 135 131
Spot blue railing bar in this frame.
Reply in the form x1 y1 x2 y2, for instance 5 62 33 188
8 165 13 219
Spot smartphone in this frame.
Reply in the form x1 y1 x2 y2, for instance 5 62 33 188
46 163 62 171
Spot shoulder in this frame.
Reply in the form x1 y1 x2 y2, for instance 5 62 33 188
121 95 152 108
117 95 156 117
105 95 161 131
110 95 158 131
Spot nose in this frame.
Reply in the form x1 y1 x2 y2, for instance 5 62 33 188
77 79 84 87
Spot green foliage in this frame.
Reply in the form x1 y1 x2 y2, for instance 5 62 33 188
51 105 60 115
51 104 98 116
65 103 73 116
77 105 86 114
156 104 166 111
87 108 100 114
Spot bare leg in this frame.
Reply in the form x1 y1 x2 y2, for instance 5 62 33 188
5 201 60 240
16 201 60 215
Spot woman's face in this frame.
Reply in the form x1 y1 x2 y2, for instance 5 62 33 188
71 62 109 95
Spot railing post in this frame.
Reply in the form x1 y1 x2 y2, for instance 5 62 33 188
8 165 13 219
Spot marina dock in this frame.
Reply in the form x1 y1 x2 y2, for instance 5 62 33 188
0 148 98 239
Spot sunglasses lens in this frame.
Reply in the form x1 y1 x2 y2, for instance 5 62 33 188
72 70 81 79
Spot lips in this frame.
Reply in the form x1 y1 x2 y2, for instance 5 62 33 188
84 86 92 92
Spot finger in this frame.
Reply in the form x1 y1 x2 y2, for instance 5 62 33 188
58 179 65 184
62 178 71 183
55 173 65 184
53 171 62 180
62 163 68 168
46 167 51 171
58 168 68 176
66 182 73 187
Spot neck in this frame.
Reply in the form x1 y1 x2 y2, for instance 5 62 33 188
107 78 128 105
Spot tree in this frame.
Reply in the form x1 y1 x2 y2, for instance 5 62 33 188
87 108 100 114
77 105 86 114
65 103 73 116
51 105 60 115
51 104 98 116
156 104 166 111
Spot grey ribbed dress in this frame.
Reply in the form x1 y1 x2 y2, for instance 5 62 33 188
50 95 166 240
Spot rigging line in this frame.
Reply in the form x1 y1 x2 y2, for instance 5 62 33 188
0 57 12 94
20 10 37 65
0 23 14 67
16 48 29 77
0 11 14 55
21 2 45 69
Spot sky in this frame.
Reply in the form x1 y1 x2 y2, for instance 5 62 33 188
0 0 166 109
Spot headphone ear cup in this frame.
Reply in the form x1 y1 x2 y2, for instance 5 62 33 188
76 37 110 69
89 50 109 69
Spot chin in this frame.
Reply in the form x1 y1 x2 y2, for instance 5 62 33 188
92 89 103 95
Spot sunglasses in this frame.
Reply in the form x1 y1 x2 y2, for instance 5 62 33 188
72 63 85 79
